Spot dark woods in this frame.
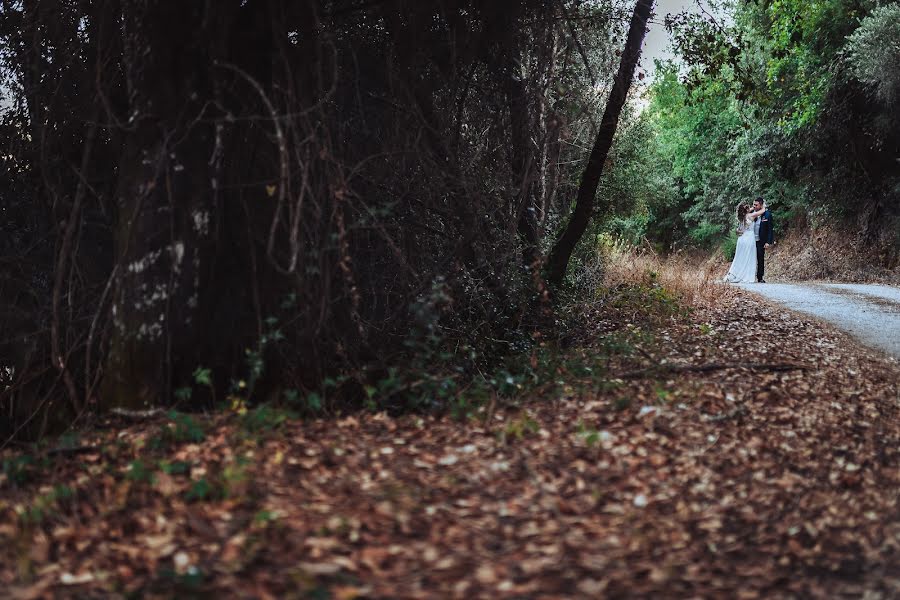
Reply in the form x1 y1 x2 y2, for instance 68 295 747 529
0 0 648 438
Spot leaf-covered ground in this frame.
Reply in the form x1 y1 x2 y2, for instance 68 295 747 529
1 285 899 599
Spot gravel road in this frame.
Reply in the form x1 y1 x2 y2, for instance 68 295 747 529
736 282 900 360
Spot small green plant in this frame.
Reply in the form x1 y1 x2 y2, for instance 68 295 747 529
55 431 81 451
491 371 524 397
149 412 205 450
576 420 601 448
449 383 490 421
170 366 212 405
167 411 206 443
53 484 74 502
185 477 219 502
304 392 322 413
3 454 37 486
253 509 277 525
126 459 156 484
155 565 205 593
159 460 191 475
240 404 296 433
19 485 74 525
222 459 251 498
283 389 324 415
501 414 540 442
193 367 212 387
655 385 671 403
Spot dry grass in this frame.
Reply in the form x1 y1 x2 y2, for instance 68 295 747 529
602 243 739 308
766 225 900 284
601 222 900 306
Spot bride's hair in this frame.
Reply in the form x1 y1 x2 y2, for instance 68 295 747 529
736 203 749 222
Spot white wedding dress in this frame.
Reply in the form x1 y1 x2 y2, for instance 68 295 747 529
723 217 757 283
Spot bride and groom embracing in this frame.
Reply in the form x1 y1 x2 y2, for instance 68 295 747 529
724 197 775 284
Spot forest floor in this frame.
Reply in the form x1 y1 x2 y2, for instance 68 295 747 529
1 274 899 599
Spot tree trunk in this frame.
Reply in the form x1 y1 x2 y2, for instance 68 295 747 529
100 1 234 410
502 14 541 268
545 0 653 288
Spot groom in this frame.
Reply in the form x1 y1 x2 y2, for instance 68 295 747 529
753 197 774 283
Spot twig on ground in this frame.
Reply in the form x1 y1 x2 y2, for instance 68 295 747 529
108 407 166 419
621 362 809 379
704 406 748 423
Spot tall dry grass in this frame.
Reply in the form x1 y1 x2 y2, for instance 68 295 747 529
601 242 738 307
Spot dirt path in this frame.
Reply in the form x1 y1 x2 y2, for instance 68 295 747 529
737 282 900 360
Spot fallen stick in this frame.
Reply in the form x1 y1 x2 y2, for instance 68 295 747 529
108 407 166 419
621 362 809 379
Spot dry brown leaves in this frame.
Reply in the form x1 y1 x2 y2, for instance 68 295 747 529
1 289 898 599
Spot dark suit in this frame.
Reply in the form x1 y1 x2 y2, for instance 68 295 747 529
755 209 774 282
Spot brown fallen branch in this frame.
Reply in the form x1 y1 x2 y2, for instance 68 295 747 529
620 362 810 379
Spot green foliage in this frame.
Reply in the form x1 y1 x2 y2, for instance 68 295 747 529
19 484 74 525
159 460 191 475
721 231 738 262
152 411 206 449
606 277 686 321
613 396 632 411
126 459 156 484
615 1 899 253
253 509 277 525
690 221 725 247
185 477 220 503
2 454 38 486
501 414 540 443
576 420 602 448
845 3 900 103
282 389 324 415
192 367 212 387
55 431 82 451
304 392 323 413
221 459 252 498
240 404 296 433
167 411 205 443
153 565 205 593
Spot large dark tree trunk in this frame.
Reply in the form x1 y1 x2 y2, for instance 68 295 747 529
545 0 653 288
100 2 236 410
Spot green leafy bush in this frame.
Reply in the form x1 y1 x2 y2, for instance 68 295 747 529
845 4 900 103
689 221 724 248
721 231 738 262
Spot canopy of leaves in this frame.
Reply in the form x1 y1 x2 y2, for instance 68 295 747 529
604 0 900 254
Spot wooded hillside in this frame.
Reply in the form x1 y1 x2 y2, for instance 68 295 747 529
605 0 900 260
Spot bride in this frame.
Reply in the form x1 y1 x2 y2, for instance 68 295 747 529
724 201 766 283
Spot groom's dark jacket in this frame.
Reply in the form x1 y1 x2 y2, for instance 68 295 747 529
757 209 774 244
